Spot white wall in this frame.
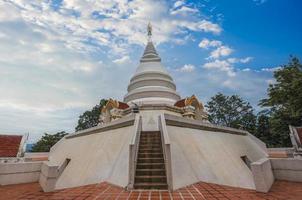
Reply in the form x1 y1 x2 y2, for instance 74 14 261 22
0 162 42 185
271 158 302 182
140 110 181 131
167 126 267 190
251 158 274 193
48 126 135 190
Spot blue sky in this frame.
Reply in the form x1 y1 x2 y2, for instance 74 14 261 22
0 0 301 142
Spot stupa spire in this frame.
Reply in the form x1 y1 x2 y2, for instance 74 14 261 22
140 23 161 63
147 22 152 41
124 22 181 105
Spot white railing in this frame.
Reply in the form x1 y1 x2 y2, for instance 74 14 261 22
158 114 173 190
128 115 142 189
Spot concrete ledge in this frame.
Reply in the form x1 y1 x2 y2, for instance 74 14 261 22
66 114 135 139
1 171 40 185
24 152 49 162
39 161 59 192
268 148 294 158
0 162 42 185
41 162 59 178
271 158 302 182
39 172 57 192
251 158 274 193
128 115 142 189
159 114 173 190
164 114 248 136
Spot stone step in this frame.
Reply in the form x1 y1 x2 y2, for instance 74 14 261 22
139 149 162 154
138 153 163 158
140 136 161 141
134 183 168 190
139 142 161 146
137 157 164 163
141 131 161 134
140 134 160 136
140 135 160 137
139 139 161 143
139 145 161 148
136 163 165 169
139 144 161 148
135 175 167 183
136 169 166 176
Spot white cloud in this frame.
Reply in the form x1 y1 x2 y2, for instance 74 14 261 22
198 38 222 49
177 64 196 72
113 55 130 64
173 0 185 8
240 57 253 63
171 6 198 16
203 59 235 77
210 45 233 59
0 32 7 39
227 57 253 64
261 67 281 72
197 20 222 34
242 68 251 72
2 0 221 56
202 56 253 76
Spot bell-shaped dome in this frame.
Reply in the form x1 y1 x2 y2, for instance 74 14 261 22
124 38 181 105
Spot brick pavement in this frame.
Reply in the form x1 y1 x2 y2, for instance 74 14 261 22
0 180 301 200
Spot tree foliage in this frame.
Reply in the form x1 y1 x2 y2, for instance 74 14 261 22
254 111 274 147
75 99 107 131
206 93 256 133
31 131 68 152
259 57 302 147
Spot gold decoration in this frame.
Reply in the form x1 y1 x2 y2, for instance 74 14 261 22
184 95 204 110
101 98 120 113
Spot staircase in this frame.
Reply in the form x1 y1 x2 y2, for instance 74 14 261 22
134 131 168 190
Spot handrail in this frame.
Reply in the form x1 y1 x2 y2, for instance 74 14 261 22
128 115 142 189
158 114 173 190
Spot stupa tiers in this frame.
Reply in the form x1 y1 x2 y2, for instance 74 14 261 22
39 24 268 192
123 27 181 105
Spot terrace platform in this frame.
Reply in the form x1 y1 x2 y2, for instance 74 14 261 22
1 180 302 200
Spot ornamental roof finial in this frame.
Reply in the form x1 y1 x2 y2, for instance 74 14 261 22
147 22 152 40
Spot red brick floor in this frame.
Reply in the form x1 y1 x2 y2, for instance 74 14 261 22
0 181 302 200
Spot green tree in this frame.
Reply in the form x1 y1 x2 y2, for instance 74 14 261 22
255 112 274 147
206 93 256 133
259 57 302 147
31 131 68 152
75 99 107 131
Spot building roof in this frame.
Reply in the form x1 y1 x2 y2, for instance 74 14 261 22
0 135 22 157
174 98 186 107
101 99 129 113
118 101 130 109
174 95 204 109
1 180 301 200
